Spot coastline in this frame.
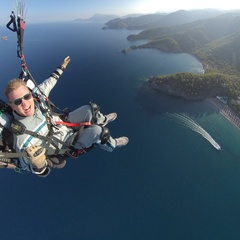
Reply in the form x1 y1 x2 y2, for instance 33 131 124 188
144 45 240 129
206 98 240 129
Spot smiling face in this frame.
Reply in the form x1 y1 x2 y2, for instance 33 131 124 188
8 85 35 117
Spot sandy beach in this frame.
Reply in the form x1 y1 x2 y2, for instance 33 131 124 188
206 98 240 129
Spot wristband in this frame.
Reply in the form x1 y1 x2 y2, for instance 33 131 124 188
60 65 65 71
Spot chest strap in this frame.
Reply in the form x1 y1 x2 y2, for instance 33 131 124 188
10 119 70 149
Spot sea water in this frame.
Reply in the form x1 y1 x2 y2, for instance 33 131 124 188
1 21 240 240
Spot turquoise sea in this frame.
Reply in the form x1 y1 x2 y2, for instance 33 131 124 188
1 21 240 240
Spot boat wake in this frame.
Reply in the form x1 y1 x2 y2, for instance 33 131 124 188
168 113 221 151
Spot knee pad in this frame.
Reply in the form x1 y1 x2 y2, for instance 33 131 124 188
88 102 100 124
100 127 110 144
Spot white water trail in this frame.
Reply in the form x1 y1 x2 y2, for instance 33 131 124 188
168 113 221 151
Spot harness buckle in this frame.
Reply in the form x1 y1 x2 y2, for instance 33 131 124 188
10 119 26 135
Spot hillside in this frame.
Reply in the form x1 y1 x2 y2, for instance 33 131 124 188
127 11 240 74
148 72 240 100
109 9 240 103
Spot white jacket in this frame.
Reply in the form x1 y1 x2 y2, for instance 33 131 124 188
13 68 74 174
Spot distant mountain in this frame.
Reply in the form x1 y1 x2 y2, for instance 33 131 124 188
118 10 240 100
121 14 145 19
103 13 167 29
74 14 118 22
102 9 240 102
103 9 225 30
124 11 240 74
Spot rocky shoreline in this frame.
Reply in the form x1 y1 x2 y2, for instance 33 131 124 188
206 98 240 129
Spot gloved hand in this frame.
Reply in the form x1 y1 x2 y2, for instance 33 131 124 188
0 162 16 169
25 146 46 171
0 162 8 168
61 56 71 70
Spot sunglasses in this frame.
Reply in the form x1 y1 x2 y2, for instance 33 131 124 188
9 92 32 106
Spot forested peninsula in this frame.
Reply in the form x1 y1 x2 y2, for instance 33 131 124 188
104 9 240 111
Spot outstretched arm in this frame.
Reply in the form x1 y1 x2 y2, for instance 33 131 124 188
51 56 71 80
34 56 71 97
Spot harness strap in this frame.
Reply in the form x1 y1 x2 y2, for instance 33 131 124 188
45 117 56 156
24 128 70 148
55 121 91 127
10 119 70 148
6 11 17 32
0 148 69 159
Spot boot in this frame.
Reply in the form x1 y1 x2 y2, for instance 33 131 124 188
101 113 117 126
115 137 129 147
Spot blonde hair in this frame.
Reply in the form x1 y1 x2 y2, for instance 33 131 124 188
5 79 27 99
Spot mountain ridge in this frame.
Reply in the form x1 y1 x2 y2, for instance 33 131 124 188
122 11 240 74
103 9 228 30
108 9 240 106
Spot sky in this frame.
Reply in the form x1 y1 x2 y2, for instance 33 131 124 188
1 0 240 24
